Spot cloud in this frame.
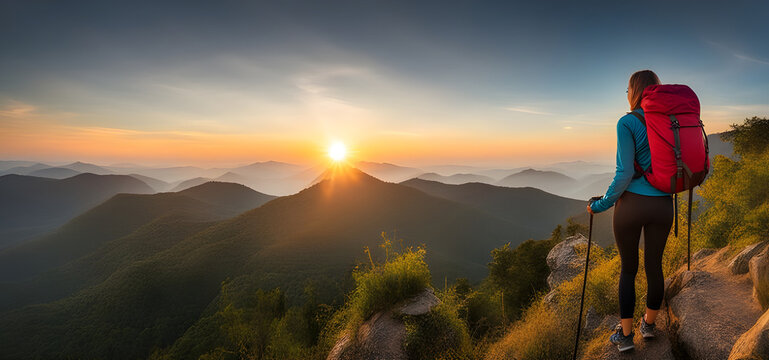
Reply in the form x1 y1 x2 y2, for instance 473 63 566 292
0 100 36 118
734 54 769 66
704 40 769 66
503 106 552 115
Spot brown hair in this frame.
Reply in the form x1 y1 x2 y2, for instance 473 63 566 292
628 70 660 110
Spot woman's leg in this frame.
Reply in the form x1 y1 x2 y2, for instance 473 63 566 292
613 192 644 336
642 195 674 324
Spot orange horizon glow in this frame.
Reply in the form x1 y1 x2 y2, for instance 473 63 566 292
0 101 738 168
0 122 618 167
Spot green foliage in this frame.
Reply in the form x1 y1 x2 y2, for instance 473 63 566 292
488 239 554 321
566 217 588 237
551 224 563 242
403 290 473 360
149 281 333 360
696 150 769 250
721 116 769 157
350 239 431 323
318 234 432 353
455 283 505 340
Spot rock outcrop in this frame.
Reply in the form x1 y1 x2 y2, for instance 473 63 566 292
326 288 440 360
728 308 769 360
749 246 769 311
729 240 769 275
665 247 764 360
546 234 597 290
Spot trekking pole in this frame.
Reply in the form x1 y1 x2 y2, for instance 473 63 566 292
573 196 601 360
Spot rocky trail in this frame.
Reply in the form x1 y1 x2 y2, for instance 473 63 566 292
592 243 769 360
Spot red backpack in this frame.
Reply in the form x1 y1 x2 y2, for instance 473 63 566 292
628 84 710 269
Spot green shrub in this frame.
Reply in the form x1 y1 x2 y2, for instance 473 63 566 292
488 239 554 321
318 235 432 354
459 286 505 340
696 118 769 252
349 246 431 322
403 290 472 360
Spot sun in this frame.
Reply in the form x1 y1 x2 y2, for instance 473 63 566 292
328 141 347 162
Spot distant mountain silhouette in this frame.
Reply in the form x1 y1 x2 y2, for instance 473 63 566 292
541 160 614 179
164 163 315 195
62 161 113 175
570 172 614 201
420 164 485 176
0 181 276 309
0 161 40 172
169 176 210 192
27 167 81 179
230 160 304 179
416 172 496 185
355 161 424 182
127 165 228 183
476 167 530 181
127 173 171 192
0 166 533 359
0 173 154 248
216 171 249 183
0 162 50 176
496 168 578 198
400 178 586 238
707 131 735 159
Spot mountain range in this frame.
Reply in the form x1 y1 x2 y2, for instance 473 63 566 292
0 173 154 248
0 181 276 311
0 165 590 359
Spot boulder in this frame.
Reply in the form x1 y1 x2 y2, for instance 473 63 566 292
729 241 769 275
546 234 599 290
728 309 769 360
749 246 769 310
665 254 764 360
693 248 718 263
327 288 440 360
399 288 440 316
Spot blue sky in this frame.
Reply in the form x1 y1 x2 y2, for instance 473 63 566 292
1 0 768 167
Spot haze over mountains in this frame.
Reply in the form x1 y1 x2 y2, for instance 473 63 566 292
0 131 732 250
0 164 593 359
0 159 616 197
0 131 736 359
0 173 154 248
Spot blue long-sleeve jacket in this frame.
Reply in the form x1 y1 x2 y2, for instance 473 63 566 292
590 108 670 213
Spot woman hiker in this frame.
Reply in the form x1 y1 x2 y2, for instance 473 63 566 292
587 69 674 352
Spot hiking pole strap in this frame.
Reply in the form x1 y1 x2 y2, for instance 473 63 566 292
573 212 594 360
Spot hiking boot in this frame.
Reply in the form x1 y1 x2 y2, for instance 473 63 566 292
640 315 656 339
610 324 635 352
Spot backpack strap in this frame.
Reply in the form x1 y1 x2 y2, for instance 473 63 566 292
628 110 646 126
627 111 648 179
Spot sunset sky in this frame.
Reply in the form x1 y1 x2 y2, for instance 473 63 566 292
2 0 768 168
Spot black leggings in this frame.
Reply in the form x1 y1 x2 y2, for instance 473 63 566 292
613 191 673 319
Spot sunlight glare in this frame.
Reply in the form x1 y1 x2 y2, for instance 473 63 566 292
328 141 347 161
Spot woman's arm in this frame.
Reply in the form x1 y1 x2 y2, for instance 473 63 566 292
590 118 636 213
